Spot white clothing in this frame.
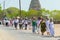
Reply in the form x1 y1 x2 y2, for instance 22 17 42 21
36 20 41 33
36 20 41 26
24 20 28 24
45 20 50 32
49 22 54 36
14 19 19 23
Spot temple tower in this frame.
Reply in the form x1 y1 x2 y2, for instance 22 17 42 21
29 0 41 10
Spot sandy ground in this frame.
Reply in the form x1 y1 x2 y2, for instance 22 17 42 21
54 24 60 36
0 26 16 40
0 24 60 40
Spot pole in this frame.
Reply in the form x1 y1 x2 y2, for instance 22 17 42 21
3 1 5 10
3 1 6 18
19 0 21 17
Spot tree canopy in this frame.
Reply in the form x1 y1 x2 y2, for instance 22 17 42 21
0 6 60 20
0 4 3 19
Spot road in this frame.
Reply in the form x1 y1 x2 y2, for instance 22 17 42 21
0 25 60 40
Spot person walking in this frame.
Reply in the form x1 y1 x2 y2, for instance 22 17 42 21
5 19 9 26
24 18 28 30
14 18 19 29
40 19 46 35
45 16 50 36
49 18 54 37
32 17 37 33
36 17 42 34
19 18 23 29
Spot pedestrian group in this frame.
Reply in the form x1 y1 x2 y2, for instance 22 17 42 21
2 16 55 37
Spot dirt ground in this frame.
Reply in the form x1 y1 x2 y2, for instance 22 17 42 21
54 24 60 36
0 24 60 40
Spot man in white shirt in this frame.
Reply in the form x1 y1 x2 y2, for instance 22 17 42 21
24 19 28 30
14 18 19 29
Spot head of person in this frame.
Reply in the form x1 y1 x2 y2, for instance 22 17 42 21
19 18 21 20
41 18 44 21
38 17 41 20
32 17 36 20
46 16 49 20
50 18 53 22
38 16 42 20
16 17 17 19
25 17 27 20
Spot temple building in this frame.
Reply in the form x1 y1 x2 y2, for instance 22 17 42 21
29 0 41 10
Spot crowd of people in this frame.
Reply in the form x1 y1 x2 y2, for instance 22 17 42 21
1 16 54 37
31 16 54 37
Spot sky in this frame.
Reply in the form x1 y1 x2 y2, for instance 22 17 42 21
0 0 60 11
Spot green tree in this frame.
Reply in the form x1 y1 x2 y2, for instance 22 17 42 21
0 4 3 19
6 7 19 18
52 10 60 20
41 8 50 17
20 10 27 18
28 9 41 18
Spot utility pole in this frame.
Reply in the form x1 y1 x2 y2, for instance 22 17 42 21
19 0 21 17
3 1 6 18
3 1 5 10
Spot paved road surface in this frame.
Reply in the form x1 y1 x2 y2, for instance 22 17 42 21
0 25 60 40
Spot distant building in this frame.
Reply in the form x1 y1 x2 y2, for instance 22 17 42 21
29 0 41 10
